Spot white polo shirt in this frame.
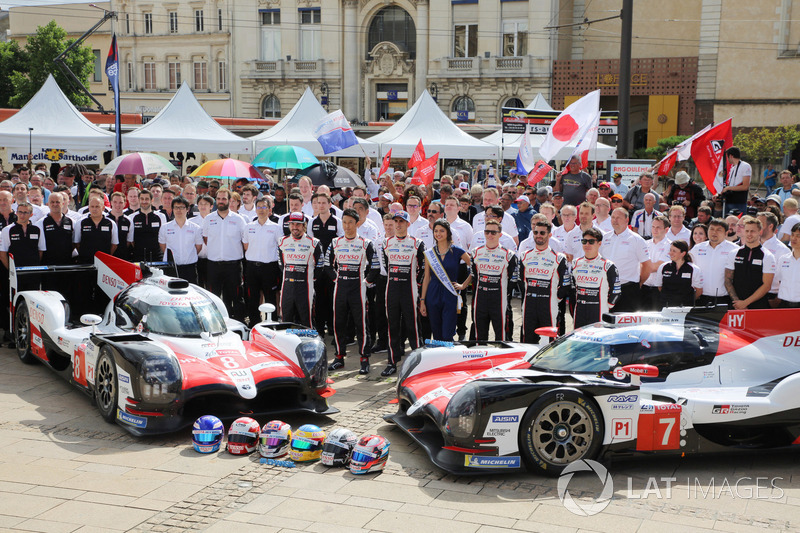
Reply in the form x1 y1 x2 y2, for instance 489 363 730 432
776 251 800 302
665 225 692 243
568 225 595 260
600 228 649 284
471 210 519 239
158 219 203 265
690 240 740 298
446 216 473 250
202 211 247 261
763 235 790 294
644 237 672 287
239 204 257 222
469 229 517 253
779 213 800 241
594 216 613 234
357 219 381 244
415 223 465 251
518 235 564 256
243 218 282 263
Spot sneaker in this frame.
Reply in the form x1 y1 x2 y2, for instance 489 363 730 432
359 358 370 375
371 342 388 353
328 358 345 371
380 364 397 377
457 334 465 342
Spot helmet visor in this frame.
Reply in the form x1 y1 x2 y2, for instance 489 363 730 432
194 431 221 443
291 438 318 450
260 436 287 447
350 450 378 463
228 434 256 444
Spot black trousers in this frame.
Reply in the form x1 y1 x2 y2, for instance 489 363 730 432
333 281 370 358
370 275 388 344
176 263 198 285
640 285 661 311
207 260 245 321
315 270 335 334
456 264 469 339
245 261 279 326
613 282 642 313
197 258 208 289
386 281 419 365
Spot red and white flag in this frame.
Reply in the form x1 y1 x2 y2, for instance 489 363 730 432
527 160 553 186
539 90 601 162
690 118 733 195
379 148 392 176
408 140 426 169
569 110 601 170
654 123 712 176
415 152 439 185
655 150 678 177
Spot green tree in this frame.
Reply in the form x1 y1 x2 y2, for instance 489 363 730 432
8 20 95 108
734 125 800 164
632 135 690 160
0 40 27 108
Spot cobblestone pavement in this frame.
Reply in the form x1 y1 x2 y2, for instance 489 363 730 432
2 315 800 532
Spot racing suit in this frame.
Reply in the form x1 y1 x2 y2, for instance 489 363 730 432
327 236 379 359
471 245 518 341
382 235 425 365
519 247 569 343
571 255 621 329
278 234 323 327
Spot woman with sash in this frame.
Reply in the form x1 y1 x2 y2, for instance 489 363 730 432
419 220 472 341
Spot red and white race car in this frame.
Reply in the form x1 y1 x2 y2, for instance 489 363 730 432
10 253 335 435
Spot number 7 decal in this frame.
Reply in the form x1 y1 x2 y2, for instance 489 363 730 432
636 404 681 451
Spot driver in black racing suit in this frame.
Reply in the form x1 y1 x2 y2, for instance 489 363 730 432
278 212 323 327
471 219 518 341
572 227 620 329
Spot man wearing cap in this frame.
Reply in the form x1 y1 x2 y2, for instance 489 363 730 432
666 171 705 220
611 172 629 197
555 157 592 207
513 194 533 243
278 212 323 327
377 193 393 216
380 210 425 376
597 181 613 200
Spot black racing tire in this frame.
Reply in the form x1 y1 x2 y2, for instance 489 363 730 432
94 346 119 423
519 389 604 477
14 301 37 365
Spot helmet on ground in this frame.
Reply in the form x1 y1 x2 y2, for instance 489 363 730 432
350 434 390 475
258 420 292 458
320 427 358 467
192 415 224 453
289 424 326 462
227 417 260 455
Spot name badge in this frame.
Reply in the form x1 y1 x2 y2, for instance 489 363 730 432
30 234 38 239
152 222 160 228
101 226 110 232
682 272 691 278
753 259 762 265
328 225 336 231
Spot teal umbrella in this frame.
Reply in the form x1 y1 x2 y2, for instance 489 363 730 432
252 145 320 170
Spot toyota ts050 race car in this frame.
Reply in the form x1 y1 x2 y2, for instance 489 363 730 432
387 306 800 476
9 253 335 435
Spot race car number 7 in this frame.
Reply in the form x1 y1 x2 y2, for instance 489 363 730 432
659 417 675 446
636 406 681 451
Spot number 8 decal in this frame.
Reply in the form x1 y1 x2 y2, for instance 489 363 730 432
220 356 239 369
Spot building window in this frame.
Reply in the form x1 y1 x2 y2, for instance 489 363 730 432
504 97 523 109
218 61 227 91
125 13 130 34
260 9 281 61
262 94 281 118
299 8 321 60
126 62 133 89
454 24 478 57
169 11 179 33
451 96 475 122
194 61 208 90
195 10 204 32
218 8 223 30
144 62 156 89
92 50 102 82
168 61 181 89
502 21 528 56
144 12 153 34
367 6 416 59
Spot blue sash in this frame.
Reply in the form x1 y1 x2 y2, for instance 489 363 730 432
425 247 462 311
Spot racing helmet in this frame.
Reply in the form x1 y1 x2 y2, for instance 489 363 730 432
258 420 292 458
289 424 326 462
350 434 390 475
320 427 358 467
227 417 260 455
192 415 224 453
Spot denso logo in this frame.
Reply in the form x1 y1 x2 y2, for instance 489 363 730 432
388 254 411 261
491 415 519 423
607 394 638 403
481 264 502 272
285 254 307 261
102 274 124 288
617 316 641 324
527 268 552 276
339 254 361 261
575 275 599 283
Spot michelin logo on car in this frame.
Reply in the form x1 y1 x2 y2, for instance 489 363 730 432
117 409 147 428
464 455 521 468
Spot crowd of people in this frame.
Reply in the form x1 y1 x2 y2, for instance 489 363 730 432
1 145 799 377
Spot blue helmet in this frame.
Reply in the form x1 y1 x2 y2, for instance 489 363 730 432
192 415 224 453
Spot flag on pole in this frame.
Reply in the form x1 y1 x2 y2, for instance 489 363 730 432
379 148 392 176
690 118 733 195
514 127 536 176
313 109 359 154
105 33 121 156
655 150 678 177
527 160 553 186
654 123 713 176
415 152 439 185
538 90 601 162
569 110 601 170
408 140 426 169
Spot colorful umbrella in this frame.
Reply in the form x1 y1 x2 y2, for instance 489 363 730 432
252 145 320 170
190 158 265 180
100 153 177 176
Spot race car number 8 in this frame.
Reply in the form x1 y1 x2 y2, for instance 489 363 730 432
219 356 239 369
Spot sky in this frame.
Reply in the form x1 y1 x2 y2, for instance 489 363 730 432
1 0 94 11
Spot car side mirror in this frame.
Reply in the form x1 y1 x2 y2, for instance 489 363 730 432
621 364 659 386
80 314 103 333
258 303 276 324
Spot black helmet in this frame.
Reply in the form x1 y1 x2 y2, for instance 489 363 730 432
320 427 358 467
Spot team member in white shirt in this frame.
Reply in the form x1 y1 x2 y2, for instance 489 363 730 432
471 187 519 245
352 198 382 242
242 197 283 326
690 218 740 306
551 205 581 262
665 205 691 242
774 222 800 307
158 196 203 284
600 208 653 312
593 197 613 234
716 146 751 216
469 206 516 252
568 202 596 260
202 187 248 321
238 184 259 221
641 215 673 310
443 197 472 250
405 196 428 236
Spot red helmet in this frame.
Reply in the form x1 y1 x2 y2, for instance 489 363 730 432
227 417 260 455
350 434 390 474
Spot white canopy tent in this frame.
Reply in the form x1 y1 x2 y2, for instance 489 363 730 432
122 82 252 154
251 87 378 157
484 94 616 161
0 74 116 150
367 90 498 159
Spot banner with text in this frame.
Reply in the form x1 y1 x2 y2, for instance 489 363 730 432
6 147 104 166
502 108 619 135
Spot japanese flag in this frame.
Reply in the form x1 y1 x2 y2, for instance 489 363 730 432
569 110 601 170
539 90 601 163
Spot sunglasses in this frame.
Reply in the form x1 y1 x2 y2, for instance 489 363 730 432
428 211 441 215
581 238 598 245
611 199 622 203
484 230 500 235
532 230 548 236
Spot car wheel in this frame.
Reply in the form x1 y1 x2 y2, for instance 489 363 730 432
94 346 119 423
519 389 604 476
14 301 37 364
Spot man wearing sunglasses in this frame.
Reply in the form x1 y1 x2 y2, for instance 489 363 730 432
471 220 518 341
572 228 620 329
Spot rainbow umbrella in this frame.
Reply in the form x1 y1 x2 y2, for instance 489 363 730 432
252 145 319 170
100 152 177 176
190 158 265 181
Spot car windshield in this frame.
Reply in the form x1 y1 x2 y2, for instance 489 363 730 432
146 299 226 337
528 334 639 373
